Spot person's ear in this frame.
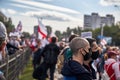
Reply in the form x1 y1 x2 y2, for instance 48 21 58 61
79 48 85 55
78 49 81 53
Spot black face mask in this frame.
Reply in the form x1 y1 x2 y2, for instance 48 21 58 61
82 49 92 61
91 50 99 60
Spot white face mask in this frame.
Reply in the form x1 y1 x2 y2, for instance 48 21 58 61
0 51 2 61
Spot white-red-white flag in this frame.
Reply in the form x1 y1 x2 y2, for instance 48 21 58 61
100 39 107 46
16 21 22 32
38 19 47 39
48 31 56 42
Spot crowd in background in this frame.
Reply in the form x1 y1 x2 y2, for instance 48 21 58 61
30 33 120 80
0 21 120 80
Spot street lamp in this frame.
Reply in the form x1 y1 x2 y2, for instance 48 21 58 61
101 23 105 40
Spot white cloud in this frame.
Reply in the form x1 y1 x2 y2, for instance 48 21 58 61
10 3 43 11
1 8 6 13
100 0 120 6
11 15 83 34
41 0 53 2
7 9 17 14
112 11 120 22
19 0 52 1
97 11 120 23
20 11 82 22
11 0 80 14
1 8 16 15
42 20 83 33
11 15 37 34
11 3 83 21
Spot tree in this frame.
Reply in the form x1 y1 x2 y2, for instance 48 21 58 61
46 25 52 36
0 16 15 34
55 30 62 41
72 28 78 34
0 16 4 22
77 26 82 35
66 27 71 36
22 32 30 38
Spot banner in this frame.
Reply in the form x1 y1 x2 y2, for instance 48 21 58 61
81 31 92 38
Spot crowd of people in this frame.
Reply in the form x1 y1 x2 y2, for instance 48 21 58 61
0 21 120 80
31 36 120 80
0 21 29 80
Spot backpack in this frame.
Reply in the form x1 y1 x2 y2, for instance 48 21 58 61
102 62 115 80
57 47 72 73
44 44 57 64
101 70 110 80
64 48 72 62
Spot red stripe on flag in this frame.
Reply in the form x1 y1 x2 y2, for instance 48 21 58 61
38 25 47 39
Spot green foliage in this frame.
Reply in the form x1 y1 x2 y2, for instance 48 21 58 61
55 30 62 41
22 32 31 38
0 16 15 34
53 24 120 45
46 25 52 36
66 27 71 36
92 24 120 45
0 16 4 22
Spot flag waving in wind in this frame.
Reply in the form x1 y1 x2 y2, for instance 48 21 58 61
16 21 22 32
38 19 47 39
100 39 107 46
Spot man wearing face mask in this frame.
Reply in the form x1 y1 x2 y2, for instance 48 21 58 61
83 38 101 80
61 37 92 80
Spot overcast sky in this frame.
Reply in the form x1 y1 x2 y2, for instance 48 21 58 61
0 0 120 34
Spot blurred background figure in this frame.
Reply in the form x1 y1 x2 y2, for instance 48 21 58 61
104 51 120 80
0 21 7 80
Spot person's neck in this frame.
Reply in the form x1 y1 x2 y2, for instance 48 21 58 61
72 54 83 65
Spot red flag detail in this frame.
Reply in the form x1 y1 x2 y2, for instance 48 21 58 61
38 20 47 39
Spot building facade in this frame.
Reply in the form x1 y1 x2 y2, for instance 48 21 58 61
34 25 38 37
84 13 115 30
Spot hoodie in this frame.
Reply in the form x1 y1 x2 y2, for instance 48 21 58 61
61 60 92 80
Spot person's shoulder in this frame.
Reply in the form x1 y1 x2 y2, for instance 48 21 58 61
50 43 59 48
112 62 119 68
69 60 82 66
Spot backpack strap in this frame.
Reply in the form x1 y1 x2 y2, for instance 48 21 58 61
60 47 69 55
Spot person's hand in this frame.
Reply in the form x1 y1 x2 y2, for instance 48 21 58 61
0 41 6 51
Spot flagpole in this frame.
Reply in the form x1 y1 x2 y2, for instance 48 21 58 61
101 23 105 39
101 23 103 40
100 23 106 45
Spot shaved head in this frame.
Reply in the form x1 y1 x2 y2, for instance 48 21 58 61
69 37 89 53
